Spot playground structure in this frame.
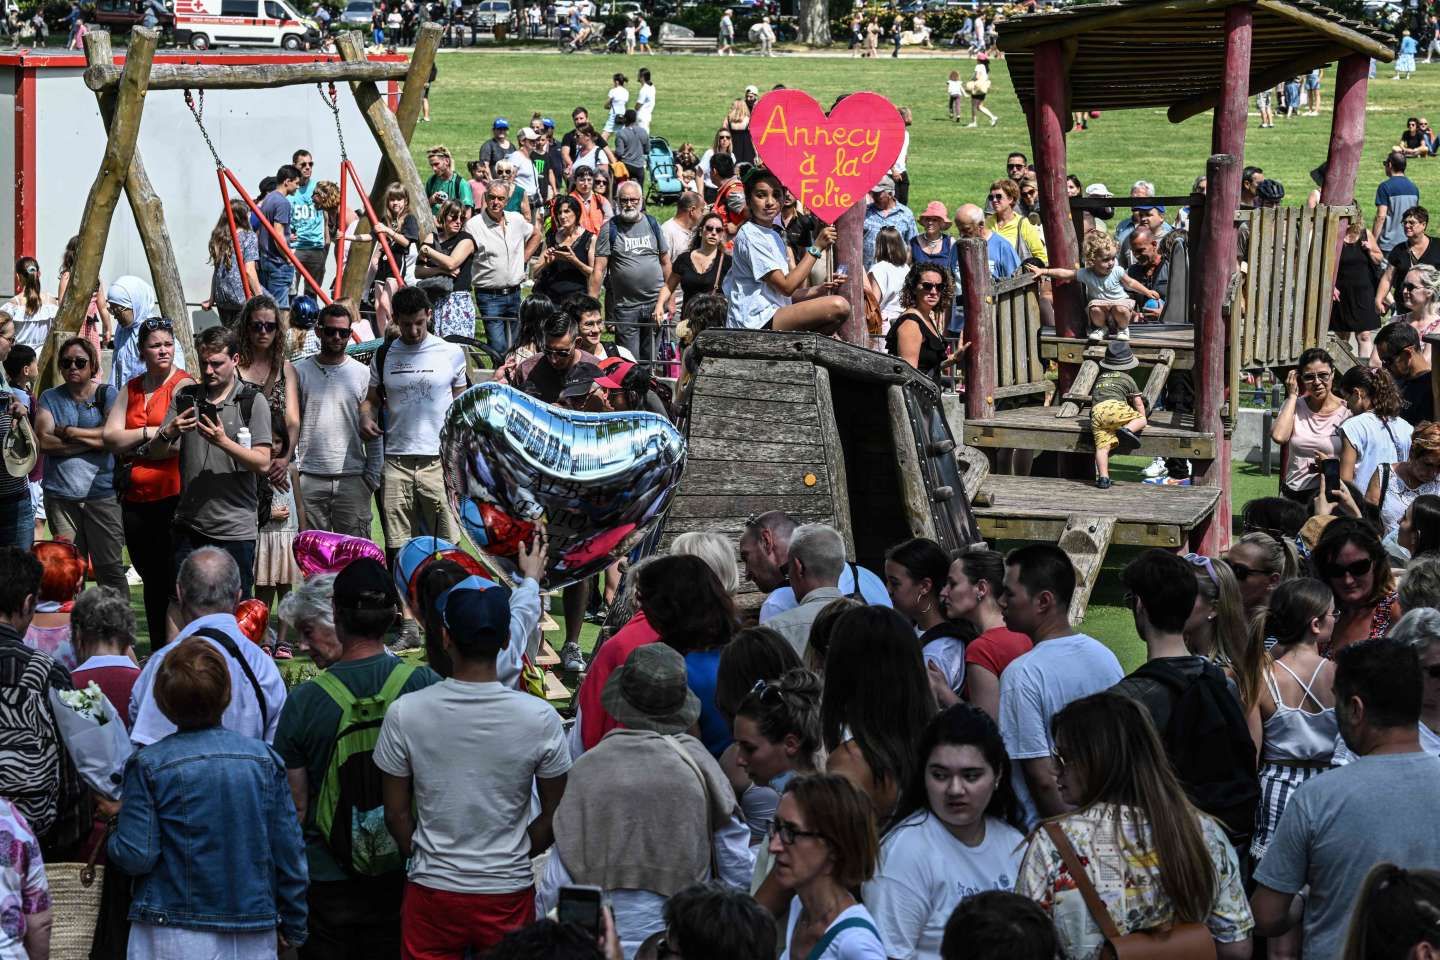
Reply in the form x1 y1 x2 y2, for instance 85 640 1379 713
44 23 444 383
663 330 980 614
947 0 1391 613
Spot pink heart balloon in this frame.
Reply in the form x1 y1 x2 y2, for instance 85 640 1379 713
292 530 386 578
750 90 907 225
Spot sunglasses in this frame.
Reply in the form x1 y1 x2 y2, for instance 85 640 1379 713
1300 371 1331 383
1008 163 1025 170
1184 553 1221 586
251 321 279 333
59 356 89 370
1222 559 1260 581
140 317 174 333
1404 282 1420 292
544 346 574 358
748 678 786 707
701 225 725 234
989 193 1008 202
320 325 352 338
296 161 314 168
1323 557 1373 580
918 281 943 293
769 819 825 846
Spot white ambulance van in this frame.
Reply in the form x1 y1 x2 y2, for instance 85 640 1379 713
172 0 321 49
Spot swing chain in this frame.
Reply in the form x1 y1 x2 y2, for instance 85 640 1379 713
317 82 348 163
183 88 224 170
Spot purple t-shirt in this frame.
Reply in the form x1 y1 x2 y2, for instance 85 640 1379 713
257 190 293 260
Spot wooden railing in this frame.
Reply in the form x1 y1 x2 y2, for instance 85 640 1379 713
990 272 1047 396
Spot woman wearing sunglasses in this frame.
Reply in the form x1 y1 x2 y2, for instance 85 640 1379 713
1224 531 1300 620
698 128 735 204
864 704 1024 960
664 212 731 310
415 199 478 339
237 295 302 653
532 196 593 307
102 315 193 644
1313 517 1400 656
770 774 886 960
1016 693 1253 960
1273 347 1350 505
1397 264 1440 365
887 263 962 386
34 337 128 595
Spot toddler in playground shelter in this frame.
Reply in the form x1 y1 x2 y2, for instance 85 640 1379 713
1028 231 1161 342
1089 340 1149 490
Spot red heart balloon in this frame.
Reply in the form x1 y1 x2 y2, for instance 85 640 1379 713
234 599 270 646
751 90 907 225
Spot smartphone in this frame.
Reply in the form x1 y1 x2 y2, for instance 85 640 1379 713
557 884 604 939
175 393 197 416
833 264 849 282
1321 458 1342 501
197 399 221 423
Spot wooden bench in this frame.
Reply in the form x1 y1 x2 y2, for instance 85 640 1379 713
661 36 716 52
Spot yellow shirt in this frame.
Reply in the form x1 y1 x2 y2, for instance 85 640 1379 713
988 213 1048 266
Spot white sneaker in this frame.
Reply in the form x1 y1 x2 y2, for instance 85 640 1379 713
1087 327 1106 341
1117 328 1131 341
1142 457 1168 479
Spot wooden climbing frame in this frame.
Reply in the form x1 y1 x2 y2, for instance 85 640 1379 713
43 23 443 388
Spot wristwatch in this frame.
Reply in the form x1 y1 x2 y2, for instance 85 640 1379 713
806 244 823 259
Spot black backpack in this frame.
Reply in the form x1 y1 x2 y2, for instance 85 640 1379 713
1131 659 1260 847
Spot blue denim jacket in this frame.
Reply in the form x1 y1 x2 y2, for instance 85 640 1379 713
107 726 308 943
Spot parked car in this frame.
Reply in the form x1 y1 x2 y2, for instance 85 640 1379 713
339 0 373 24
469 0 511 28
89 0 175 31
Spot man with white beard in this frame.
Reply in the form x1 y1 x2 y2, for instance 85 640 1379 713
589 180 673 364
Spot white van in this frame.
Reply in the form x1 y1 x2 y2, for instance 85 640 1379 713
172 0 320 49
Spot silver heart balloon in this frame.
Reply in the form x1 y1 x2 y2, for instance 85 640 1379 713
440 382 688 589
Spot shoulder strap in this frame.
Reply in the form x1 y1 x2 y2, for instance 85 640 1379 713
1042 821 1122 941
646 213 662 247
375 338 394 410
311 669 356 712
237 383 257 424
377 659 418 702
806 916 882 960
847 562 862 601
194 626 268 732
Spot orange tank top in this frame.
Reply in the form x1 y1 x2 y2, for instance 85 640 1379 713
123 368 188 503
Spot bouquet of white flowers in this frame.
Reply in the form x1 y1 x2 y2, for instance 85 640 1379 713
49 682 132 800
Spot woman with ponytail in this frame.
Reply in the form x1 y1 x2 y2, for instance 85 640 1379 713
1252 579 1338 886
1340 364 1412 492
885 537 976 701
1 257 57 351
1226 530 1301 620
1342 863 1440 960
57 235 111 355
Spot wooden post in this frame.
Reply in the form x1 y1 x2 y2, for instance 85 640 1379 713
1191 154 1240 554
957 236 994 420
835 203 867 346
1211 4 1252 158
1322 54 1370 208
1029 40 1081 365
338 24 439 300
43 27 158 390
85 32 190 353
334 29 435 299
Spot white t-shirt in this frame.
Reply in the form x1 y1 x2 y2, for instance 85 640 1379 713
368 335 467 457
0 300 57 351
869 261 909 324
998 633 1124 826
1341 412 1412 493
922 633 966 696
507 149 539 198
607 85 629 120
864 812 1026 960
636 83 656 128
946 79 964 97
723 221 792 330
781 902 887 960
372 678 571 894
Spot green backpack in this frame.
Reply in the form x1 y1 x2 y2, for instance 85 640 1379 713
312 661 418 877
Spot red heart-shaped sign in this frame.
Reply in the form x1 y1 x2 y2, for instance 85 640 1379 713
751 90 906 225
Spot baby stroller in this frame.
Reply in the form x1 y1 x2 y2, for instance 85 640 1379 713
647 136 684 205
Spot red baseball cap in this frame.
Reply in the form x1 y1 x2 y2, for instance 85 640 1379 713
594 356 637 390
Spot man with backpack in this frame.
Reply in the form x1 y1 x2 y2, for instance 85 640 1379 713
588 180 672 364
149 324 273 600
275 558 441 959
0 546 90 861
1111 549 1259 852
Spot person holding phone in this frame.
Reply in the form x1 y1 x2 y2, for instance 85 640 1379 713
1272 347 1350 505
532 196 593 306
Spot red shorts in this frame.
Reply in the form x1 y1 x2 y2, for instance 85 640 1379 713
400 881 535 959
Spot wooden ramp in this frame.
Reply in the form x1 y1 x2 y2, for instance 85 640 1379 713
971 475 1221 618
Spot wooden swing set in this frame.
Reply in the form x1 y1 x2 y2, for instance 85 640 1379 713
43 23 443 385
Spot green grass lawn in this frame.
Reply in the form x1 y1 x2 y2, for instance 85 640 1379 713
417 50 1438 218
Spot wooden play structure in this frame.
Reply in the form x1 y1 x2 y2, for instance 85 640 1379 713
948 0 1391 612
662 331 981 613
44 23 443 383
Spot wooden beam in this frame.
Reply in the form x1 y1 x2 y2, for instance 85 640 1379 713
334 31 435 258
1321 54 1370 208
1211 4 1251 158
1030 39 1083 382
338 24 439 300
1060 515 1114 624
957 236 995 420
813 366 857 559
1254 0 1394 61
887 384 938 541
1168 42 1351 122
998 0 1242 51
84 58 411 93
44 27 157 390
85 32 189 353
834 203 868 346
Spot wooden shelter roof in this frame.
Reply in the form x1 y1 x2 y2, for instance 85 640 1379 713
997 0 1395 122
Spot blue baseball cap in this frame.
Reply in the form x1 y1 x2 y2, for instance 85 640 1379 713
493 117 509 129
395 536 459 603
1134 203 1167 214
541 117 556 129
438 577 511 649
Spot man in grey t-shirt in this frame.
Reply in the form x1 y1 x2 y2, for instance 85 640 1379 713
1252 639 1440 959
293 303 380 539
150 325 272 598
588 180 671 364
